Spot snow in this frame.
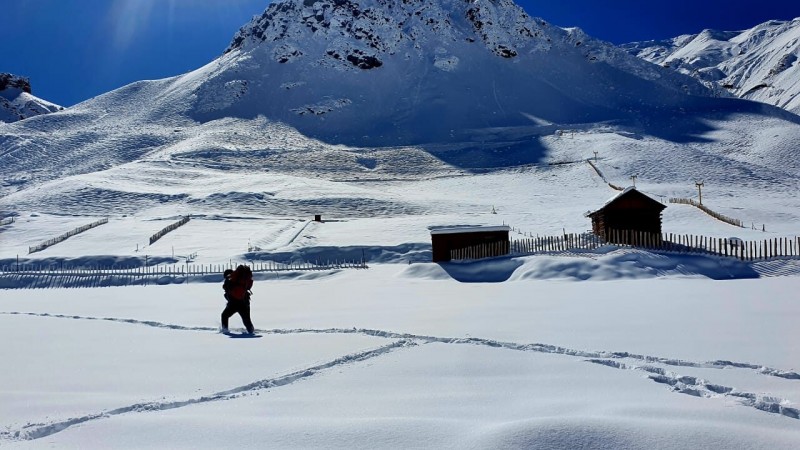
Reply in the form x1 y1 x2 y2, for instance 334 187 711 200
624 18 800 113
2 0 800 447
2 160 800 448
430 225 511 234
1 268 800 448
0 88 62 124
3 92 800 450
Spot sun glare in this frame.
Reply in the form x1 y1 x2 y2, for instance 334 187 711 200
109 0 158 50
108 0 265 51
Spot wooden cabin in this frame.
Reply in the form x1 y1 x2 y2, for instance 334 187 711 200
588 187 666 243
430 226 511 262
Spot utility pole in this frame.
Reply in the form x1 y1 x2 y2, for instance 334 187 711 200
593 151 598 161
695 181 704 205
630 175 637 187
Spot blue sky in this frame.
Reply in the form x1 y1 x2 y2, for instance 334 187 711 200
2 0 799 106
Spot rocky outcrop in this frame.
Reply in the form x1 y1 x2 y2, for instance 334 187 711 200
0 73 63 123
0 73 32 94
223 0 554 70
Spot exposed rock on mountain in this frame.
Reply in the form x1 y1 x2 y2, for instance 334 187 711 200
0 73 32 93
0 73 63 123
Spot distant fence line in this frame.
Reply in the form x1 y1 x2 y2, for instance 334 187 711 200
0 259 368 282
587 160 624 191
450 231 800 262
28 218 109 254
669 198 743 228
0 217 14 226
149 216 190 245
601 230 799 261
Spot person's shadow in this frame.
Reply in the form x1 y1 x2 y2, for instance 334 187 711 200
224 332 262 339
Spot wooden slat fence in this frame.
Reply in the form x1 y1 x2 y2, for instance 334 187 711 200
511 233 605 254
28 218 109 254
669 198 743 228
451 234 603 261
608 231 800 261
449 231 800 262
449 240 510 260
0 259 368 282
150 216 190 245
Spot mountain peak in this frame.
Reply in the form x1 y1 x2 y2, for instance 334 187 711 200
191 0 717 146
223 0 552 66
623 18 800 114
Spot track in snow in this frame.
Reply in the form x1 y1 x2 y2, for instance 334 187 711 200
0 338 415 441
0 310 797 443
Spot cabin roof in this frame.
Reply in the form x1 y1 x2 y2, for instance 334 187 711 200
588 187 666 217
429 225 511 235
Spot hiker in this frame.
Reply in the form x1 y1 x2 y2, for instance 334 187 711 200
221 265 255 334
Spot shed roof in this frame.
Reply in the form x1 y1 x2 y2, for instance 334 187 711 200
588 187 666 217
429 225 511 235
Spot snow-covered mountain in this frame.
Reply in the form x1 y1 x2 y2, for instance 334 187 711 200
0 73 63 123
206 0 716 144
623 18 800 114
2 0 800 212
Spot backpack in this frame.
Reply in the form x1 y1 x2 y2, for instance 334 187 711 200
226 265 253 301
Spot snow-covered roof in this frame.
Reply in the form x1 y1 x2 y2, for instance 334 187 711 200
429 225 511 235
589 187 665 216
600 186 637 208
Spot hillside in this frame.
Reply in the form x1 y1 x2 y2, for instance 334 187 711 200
1 0 800 238
623 18 800 114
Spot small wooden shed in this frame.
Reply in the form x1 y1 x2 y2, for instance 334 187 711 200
430 226 511 262
587 187 666 243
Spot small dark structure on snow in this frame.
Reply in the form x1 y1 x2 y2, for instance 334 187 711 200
587 187 666 244
430 226 511 262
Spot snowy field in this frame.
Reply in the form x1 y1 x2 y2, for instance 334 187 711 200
2 149 800 448
1 264 799 449
3 8 800 443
